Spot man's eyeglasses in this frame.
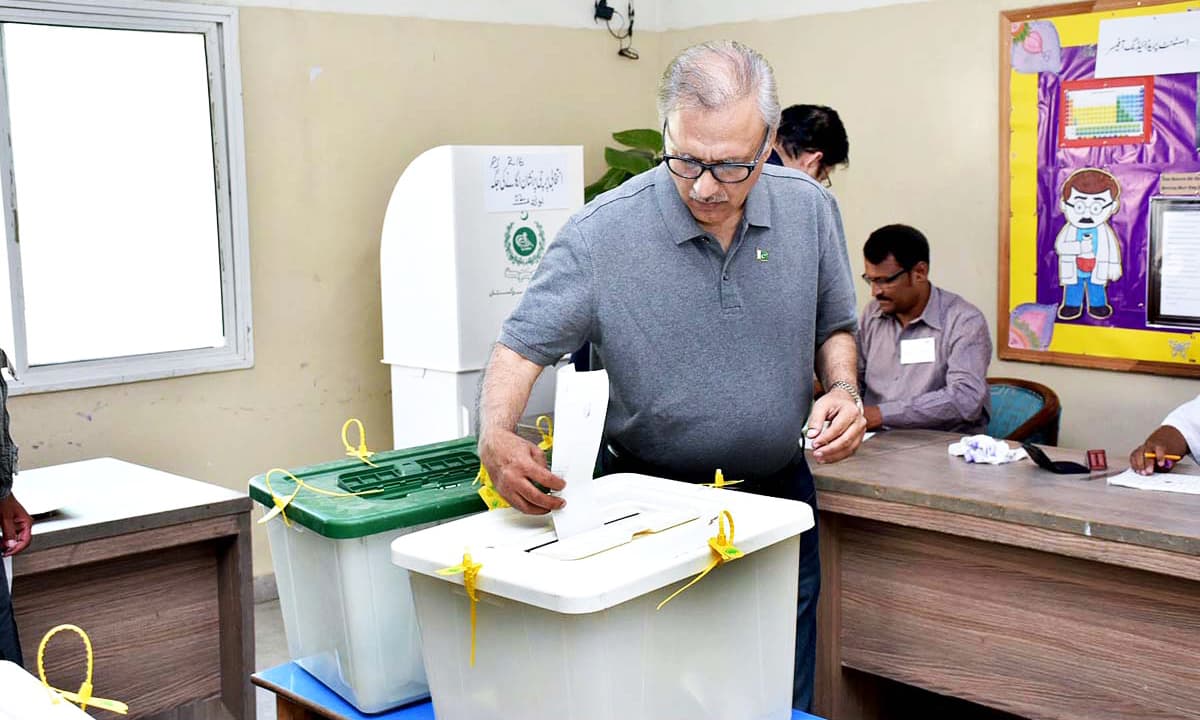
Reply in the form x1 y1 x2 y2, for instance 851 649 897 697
662 121 772 184
861 268 910 288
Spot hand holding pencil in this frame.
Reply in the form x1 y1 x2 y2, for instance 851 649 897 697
1130 425 1188 476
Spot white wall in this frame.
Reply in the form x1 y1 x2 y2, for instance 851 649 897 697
159 0 930 30
656 0 929 29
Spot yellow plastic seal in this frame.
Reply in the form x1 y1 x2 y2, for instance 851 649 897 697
342 417 378 467
436 551 484 666
656 510 744 610
257 467 383 527
474 465 511 510
535 415 554 452
701 468 743 489
37 624 129 715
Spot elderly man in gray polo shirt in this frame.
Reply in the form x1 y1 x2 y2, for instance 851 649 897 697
478 40 865 711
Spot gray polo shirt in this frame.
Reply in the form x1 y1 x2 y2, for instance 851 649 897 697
499 163 857 478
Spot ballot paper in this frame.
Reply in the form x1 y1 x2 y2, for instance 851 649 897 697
549 365 609 540
1108 468 1200 495
2 556 10 593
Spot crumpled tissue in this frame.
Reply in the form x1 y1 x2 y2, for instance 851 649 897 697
948 435 1029 465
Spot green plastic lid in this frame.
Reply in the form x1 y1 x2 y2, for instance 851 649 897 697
248 436 487 539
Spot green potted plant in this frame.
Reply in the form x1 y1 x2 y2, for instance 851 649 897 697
584 128 663 202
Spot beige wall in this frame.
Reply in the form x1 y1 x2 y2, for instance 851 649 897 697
11 1 1197 577
9 8 660 575
664 0 1198 452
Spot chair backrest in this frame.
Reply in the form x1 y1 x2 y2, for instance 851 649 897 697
986 377 1061 446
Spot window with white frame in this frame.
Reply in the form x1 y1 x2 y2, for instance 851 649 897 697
0 0 252 394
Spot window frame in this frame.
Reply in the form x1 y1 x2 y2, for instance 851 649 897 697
0 0 252 395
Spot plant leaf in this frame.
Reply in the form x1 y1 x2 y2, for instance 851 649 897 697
613 128 663 152
605 147 654 175
602 170 630 192
584 167 626 203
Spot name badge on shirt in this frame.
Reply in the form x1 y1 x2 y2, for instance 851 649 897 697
900 337 936 365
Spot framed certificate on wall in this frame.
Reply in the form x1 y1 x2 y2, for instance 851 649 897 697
1147 196 1200 330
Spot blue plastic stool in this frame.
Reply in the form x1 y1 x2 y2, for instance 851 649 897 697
252 662 825 719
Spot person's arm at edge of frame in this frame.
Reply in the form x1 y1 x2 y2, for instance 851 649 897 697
0 358 29 558
1129 394 1200 476
477 344 566 514
808 330 867 464
0 493 31 558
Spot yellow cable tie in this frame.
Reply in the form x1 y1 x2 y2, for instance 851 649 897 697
474 465 510 510
535 415 554 452
37 624 129 715
257 467 383 526
701 468 743 489
657 510 744 610
342 418 379 467
436 551 483 666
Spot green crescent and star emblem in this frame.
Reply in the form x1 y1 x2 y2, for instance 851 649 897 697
504 211 546 267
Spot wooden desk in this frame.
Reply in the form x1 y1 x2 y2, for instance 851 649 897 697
812 430 1200 720
9 458 254 719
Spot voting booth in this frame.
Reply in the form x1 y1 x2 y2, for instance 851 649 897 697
381 146 584 448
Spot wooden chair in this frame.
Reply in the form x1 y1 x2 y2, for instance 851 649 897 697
986 377 1061 446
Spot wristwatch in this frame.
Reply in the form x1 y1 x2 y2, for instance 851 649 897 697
828 380 864 416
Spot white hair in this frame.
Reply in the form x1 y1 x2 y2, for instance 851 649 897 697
657 40 781 131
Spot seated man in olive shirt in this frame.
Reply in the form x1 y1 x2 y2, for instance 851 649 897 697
857 224 992 433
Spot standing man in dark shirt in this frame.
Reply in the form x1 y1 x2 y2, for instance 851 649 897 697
0 351 29 666
767 104 849 187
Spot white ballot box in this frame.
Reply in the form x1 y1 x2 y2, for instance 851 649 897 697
381 146 583 448
391 474 813 720
0 662 94 719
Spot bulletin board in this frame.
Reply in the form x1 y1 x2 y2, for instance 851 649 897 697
999 0 1200 377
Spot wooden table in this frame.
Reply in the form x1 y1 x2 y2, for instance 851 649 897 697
812 430 1200 720
9 458 254 719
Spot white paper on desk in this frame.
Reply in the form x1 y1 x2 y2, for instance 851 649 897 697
1108 468 1200 495
549 365 609 540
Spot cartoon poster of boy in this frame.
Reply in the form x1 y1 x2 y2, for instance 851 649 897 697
1055 168 1123 320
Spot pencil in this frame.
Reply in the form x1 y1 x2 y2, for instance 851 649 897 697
1143 452 1183 461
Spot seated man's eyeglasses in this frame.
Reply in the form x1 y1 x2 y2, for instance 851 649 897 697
662 121 772 184
861 268 910 287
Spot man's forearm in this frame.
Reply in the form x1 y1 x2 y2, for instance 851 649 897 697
815 330 858 390
478 344 545 438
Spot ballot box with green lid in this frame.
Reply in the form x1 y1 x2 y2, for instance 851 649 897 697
249 437 487 713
